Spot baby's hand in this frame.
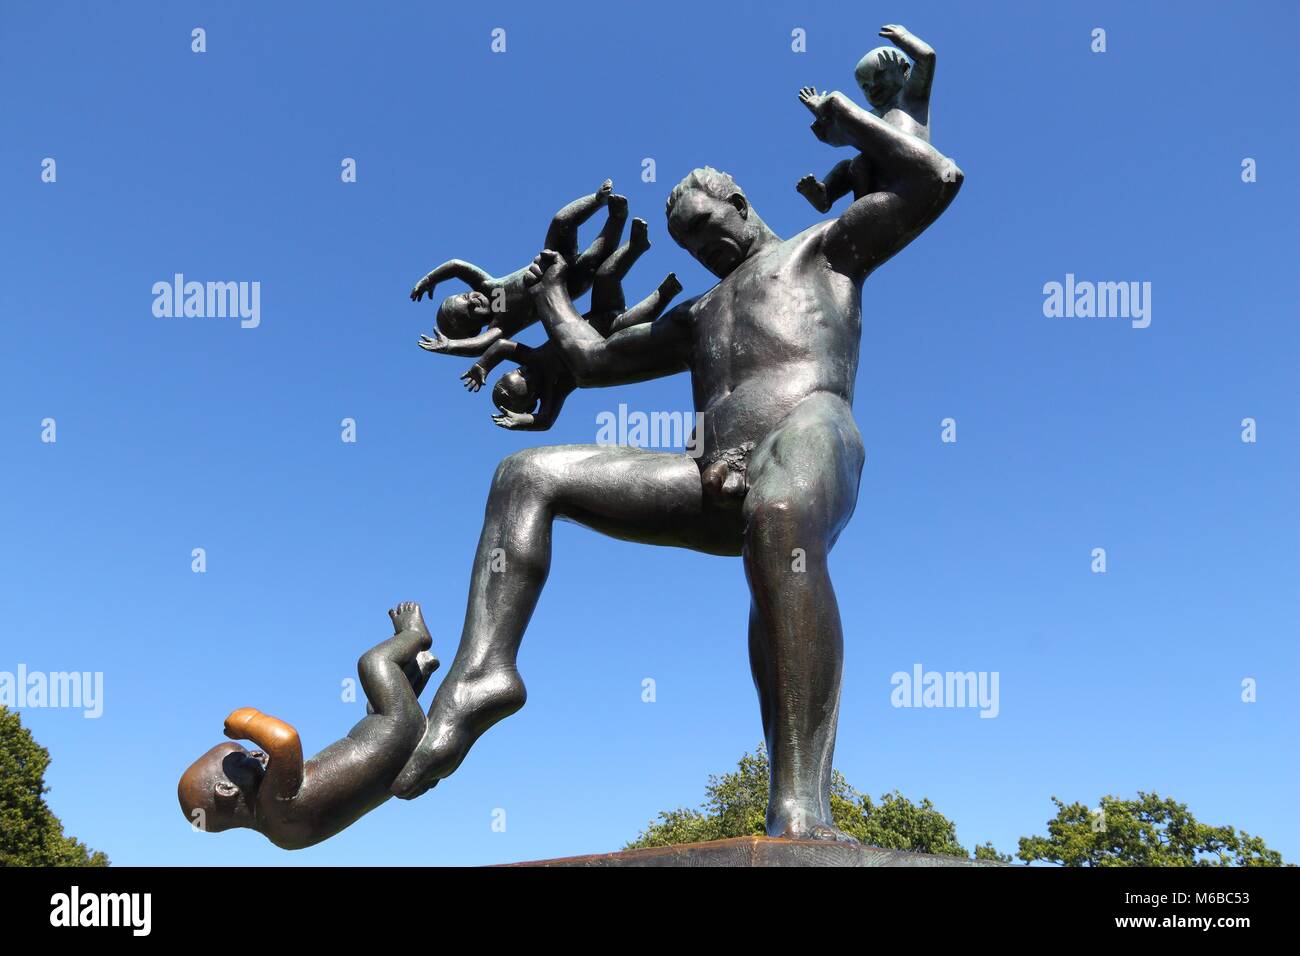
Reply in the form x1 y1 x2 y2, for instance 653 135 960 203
461 365 487 391
418 331 452 353
223 707 261 740
492 409 533 430
410 273 438 302
798 86 828 115
878 24 910 43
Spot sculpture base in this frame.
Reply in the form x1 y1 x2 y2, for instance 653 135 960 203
506 835 1006 867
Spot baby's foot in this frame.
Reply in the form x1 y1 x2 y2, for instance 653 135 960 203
389 602 431 647
606 193 628 221
524 249 567 294
407 650 441 699
659 272 682 299
596 179 614 203
629 217 650 251
796 174 832 214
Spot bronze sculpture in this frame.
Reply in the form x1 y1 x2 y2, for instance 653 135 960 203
180 22 964 848
394 31 963 841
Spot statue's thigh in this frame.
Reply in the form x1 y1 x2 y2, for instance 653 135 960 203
523 444 715 551
744 395 865 547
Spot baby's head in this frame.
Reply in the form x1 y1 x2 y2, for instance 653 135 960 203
178 741 266 835
854 47 911 109
492 369 538 415
436 290 492 339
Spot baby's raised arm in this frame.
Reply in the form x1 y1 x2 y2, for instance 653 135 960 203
879 24 935 104
410 259 493 303
224 707 304 801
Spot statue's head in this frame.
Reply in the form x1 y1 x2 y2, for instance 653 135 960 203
854 47 910 109
436 290 492 339
665 167 754 279
492 368 538 415
177 741 264 834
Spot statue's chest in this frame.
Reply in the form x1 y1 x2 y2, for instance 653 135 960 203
692 280 814 380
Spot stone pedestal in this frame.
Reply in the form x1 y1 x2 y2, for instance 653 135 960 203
507 835 1007 867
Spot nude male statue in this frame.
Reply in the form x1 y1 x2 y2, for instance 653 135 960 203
392 89 963 840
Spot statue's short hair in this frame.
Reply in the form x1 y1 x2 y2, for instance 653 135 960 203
854 46 911 85
665 166 744 218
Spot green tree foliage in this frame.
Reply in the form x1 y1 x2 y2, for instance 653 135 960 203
1017 794 1285 867
974 841 1014 863
628 747 995 859
0 706 108 866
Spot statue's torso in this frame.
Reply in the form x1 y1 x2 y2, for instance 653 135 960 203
685 224 862 461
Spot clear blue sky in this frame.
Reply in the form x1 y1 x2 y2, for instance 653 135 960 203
2 0 1296 866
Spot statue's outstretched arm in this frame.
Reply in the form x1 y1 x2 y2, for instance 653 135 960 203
418 325 504 357
526 251 690 388
879 24 935 97
410 259 493 302
224 707 305 801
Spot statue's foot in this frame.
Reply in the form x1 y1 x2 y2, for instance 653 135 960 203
606 193 628 221
596 178 614 202
388 602 432 650
391 663 526 799
795 174 832 214
659 271 682 299
629 217 650 251
768 804 859 843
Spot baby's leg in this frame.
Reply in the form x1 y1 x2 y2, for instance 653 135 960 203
796 159 855 214
358 603 434 724
543 179 613 263
608 273 683 335
370 650 438 715
590 218 652 315
567 193 628 297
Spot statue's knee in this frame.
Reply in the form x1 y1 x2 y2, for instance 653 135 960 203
746 496 804 538
492 448 552 496
745 493 832 554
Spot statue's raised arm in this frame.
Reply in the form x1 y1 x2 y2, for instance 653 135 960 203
800 88 962 280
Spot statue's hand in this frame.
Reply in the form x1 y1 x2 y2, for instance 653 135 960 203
410 273 438 302
798 85 827 115
808 91 853 147
878 23 909 43
523 249 567 294
461 365 487 391
418 331 451 353
492 409 533 430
